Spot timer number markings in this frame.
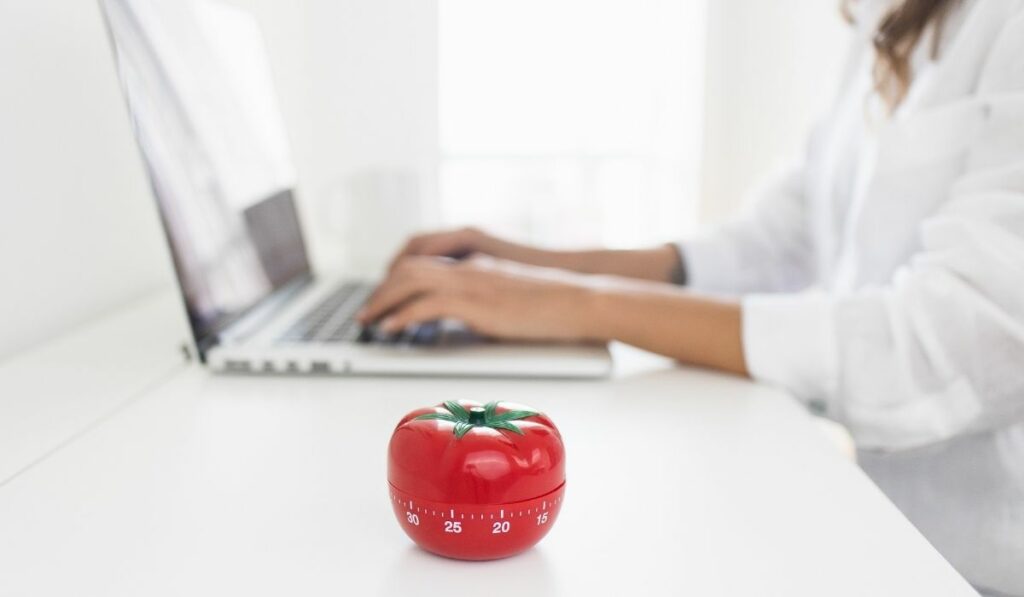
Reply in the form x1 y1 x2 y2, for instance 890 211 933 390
390 490 563 534
390 491 562 520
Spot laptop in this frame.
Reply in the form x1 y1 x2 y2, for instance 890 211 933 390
99 0 611 378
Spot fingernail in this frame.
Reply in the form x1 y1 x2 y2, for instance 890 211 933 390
380 317 397 332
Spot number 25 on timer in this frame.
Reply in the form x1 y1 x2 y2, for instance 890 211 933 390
444 521 462 534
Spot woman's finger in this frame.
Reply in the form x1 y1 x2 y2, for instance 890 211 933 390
379 293 479 334
387 228 480 272
360 259 456 322
359 276 430 323
386 236 426 272
417 228 480 259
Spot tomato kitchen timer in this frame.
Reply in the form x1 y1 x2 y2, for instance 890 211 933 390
388 400 565 560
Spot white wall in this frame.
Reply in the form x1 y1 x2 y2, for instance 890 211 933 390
230 0 439 278
0 0 177 362
700 0 850 223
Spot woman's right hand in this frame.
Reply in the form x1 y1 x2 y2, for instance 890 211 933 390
387 227 508 271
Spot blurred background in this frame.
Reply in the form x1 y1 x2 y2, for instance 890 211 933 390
0 0 847 362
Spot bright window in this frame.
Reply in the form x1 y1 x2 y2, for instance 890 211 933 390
438 0 706 248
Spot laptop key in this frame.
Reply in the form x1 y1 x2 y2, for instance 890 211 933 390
325 321 351 341
386 329 410 345
410 321 441 346
356 325 375 344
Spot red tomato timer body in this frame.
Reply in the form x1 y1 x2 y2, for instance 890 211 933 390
388 400 565 560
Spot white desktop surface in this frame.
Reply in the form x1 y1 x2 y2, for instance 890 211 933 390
0 294 976 596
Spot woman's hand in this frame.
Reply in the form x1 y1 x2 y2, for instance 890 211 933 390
387 227 502 271
360 253 748 375
359 255 600 341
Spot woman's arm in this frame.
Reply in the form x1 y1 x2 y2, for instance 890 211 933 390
500 244 685 284
388 227 684 283
588 282 747 375
358 256 746 376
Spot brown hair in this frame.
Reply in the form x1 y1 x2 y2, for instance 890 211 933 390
843 0 961 109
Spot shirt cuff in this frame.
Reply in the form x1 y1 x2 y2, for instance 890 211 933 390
675 235 743 293
742 292 839 411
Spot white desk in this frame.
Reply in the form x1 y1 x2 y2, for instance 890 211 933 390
0 294 976 596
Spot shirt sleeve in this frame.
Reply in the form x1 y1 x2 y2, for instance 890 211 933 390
679 163 817 294
678 27 871 294
744 12 1024 451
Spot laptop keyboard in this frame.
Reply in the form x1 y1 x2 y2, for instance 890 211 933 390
279 283 372 343
278 282 443 346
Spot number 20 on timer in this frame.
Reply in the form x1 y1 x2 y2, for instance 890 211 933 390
388 400 566 561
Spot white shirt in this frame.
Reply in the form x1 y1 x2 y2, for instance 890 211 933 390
682 0 1024 593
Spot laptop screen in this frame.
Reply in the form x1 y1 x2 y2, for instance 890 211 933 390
101 0 311 355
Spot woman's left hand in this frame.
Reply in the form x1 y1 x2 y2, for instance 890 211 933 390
356 256 600 341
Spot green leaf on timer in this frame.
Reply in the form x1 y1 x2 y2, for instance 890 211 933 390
491 410 537 423
454 422 473 439
444 400 470 421
414 401 539 440
414 412 459 423
489 421 526 435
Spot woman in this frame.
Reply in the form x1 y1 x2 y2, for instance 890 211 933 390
360 0 1024 592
